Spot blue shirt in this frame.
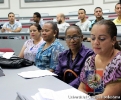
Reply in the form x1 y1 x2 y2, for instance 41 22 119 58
2 21 22 30
2 21 22 39
54 44 94 88
35 39 65 70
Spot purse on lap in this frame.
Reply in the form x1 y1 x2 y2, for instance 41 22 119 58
0 57 34 69
63 69 78 83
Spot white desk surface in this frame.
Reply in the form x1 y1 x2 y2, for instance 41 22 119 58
0 66 93 100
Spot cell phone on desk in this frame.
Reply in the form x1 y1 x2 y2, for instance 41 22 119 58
16 92 29 100
0 67 5 77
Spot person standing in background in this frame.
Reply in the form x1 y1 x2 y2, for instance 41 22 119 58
113 3 121 25
76 8 91 31
56 13 70 32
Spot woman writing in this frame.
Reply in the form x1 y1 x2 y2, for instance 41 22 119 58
78 20 121 99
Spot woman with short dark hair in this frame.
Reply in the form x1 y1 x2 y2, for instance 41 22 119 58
55 25 94 88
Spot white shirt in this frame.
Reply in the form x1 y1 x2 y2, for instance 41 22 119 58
27 19 44 32
57 22 70 32
76 20 91 31
39 20 44 28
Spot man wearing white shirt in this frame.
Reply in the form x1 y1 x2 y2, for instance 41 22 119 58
56 13 70 32
33 12 44 28
27 12 44 33
76 8 91 31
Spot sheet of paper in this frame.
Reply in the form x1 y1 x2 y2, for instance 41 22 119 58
0 52 5 57
31 88 95 100
2 52 14 59
32 88 58 100
55 88 92 100
38 88 57 100
32 92 45 100
18 70 57 78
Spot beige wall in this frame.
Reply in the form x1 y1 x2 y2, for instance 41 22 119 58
0 0 119 17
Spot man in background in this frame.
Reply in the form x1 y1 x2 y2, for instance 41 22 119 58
76 8 91 31
33 12 44 27
113 3 121 25
1 12 22 39
56 13 70 32
89 7 104 31
1 12 22 33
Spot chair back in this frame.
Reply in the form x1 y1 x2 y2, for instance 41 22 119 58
0 48 14 52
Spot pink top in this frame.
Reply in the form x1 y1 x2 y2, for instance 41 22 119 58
24 38 45 62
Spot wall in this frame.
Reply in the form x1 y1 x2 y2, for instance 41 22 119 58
0 0 119 17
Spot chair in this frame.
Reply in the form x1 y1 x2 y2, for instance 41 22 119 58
0 48 14 52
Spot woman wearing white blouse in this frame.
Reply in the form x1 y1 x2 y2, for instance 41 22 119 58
19 23 45 62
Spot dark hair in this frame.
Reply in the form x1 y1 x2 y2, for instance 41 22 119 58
44 21 59 38
115 3 121 8
29 23 42 31
79 8 86 14
65 25 82 36
93 20 121 50
8 12 15 17
34 12 41 18
94 7 102 11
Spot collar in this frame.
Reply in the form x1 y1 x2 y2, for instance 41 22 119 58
41 39 58 49
9 20 16 25
116 17 121 22
67 44 86 58
95 17 104 23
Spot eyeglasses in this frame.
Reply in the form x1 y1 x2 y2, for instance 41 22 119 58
65 36 81 41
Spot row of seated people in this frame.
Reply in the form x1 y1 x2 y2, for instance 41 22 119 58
17 19 121 98
0 2 121 34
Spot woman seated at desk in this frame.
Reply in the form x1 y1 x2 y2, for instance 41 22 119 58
78 20 121 99
35 21 65 72
19 23 44 62
55 25 94 88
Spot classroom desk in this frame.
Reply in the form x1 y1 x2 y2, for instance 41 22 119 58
0 66 92 100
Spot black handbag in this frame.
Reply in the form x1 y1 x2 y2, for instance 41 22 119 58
0 57 34 69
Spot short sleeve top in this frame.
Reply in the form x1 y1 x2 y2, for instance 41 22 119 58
80 52 121 93
24 38 45 62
